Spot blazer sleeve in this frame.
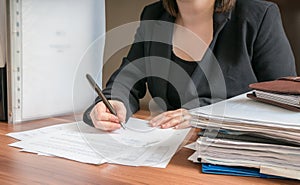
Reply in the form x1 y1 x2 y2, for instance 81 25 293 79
251 4 297 82
83 10 148 126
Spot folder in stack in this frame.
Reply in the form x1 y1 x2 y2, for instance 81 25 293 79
202 163 283 178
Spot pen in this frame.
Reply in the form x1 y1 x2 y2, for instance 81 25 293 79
86 74 125 129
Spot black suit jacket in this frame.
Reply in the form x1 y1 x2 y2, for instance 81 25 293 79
83 0 296 126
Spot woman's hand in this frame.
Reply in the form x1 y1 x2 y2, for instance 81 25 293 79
149 108 192 129
90 100 126 131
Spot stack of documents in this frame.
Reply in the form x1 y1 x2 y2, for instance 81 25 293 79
7 118 190 168
188 93 300 180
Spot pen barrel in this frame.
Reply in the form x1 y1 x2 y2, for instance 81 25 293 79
86 74 118 116
101 96 117 116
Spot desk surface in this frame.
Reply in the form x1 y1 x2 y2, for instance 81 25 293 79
0 110 299 185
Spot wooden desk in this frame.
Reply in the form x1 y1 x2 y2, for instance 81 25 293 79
0 110 298 185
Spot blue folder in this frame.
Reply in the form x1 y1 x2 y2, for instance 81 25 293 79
202 164 283 178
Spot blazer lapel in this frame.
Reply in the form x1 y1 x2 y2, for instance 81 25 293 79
210 10 232 49
184 10 232 104
147 12 175 107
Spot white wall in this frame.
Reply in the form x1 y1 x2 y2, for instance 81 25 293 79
9 0 105 122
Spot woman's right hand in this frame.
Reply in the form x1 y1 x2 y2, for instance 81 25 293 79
90 100 126 131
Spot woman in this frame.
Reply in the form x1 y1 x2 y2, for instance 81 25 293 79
83 0 296 131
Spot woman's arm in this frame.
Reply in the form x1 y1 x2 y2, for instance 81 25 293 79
83 9 149 127
251 3 297 81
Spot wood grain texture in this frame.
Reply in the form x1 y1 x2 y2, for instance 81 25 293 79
0 111 299 185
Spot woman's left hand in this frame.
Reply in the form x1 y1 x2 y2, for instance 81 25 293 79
149 108 192 129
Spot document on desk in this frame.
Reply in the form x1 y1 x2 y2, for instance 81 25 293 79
7 118 190 168
9 123 106 164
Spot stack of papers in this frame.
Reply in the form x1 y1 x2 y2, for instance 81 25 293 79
7 118 190 168
187 93 300 180
190 93 300 144
197 137 300 172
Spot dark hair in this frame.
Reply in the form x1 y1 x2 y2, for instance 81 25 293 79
162 0 236 17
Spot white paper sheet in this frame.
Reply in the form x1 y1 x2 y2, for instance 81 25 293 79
8 118 190 168
260 166 300 180
184 142 196 150
7 123 76 140
10 128 106 164
188 151 199 163
77 118 190 167
190 93 300 127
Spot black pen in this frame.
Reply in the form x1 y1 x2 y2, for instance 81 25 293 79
86 74 125 129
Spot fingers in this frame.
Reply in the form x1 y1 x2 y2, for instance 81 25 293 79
173 120 191 129
93 120 121 131
149 108 191 129
90 101 126 131
93 102 119 121
111 100 126 123
150 109 187 124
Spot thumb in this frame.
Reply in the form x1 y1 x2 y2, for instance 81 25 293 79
117 106 126 123
111 101 127 122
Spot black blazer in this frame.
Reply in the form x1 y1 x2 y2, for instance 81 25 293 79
83 0 296 126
